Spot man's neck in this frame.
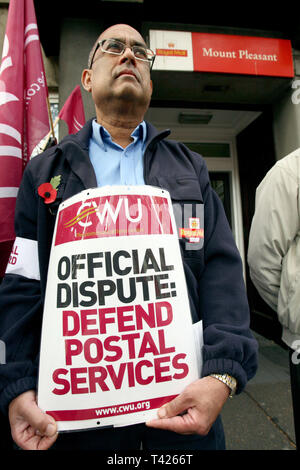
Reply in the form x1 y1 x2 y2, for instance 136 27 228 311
96 113 143 149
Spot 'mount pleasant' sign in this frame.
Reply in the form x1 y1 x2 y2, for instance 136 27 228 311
150 30 294 77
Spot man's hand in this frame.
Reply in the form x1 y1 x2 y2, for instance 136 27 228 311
8 390 58 450
146 376 230 435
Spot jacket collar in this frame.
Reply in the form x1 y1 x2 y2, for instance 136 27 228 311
57 119 96 189
58 118 171 150
55 118 171 189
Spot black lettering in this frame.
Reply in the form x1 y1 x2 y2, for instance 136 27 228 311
104 251 113 276
87 252 103 278
132 249 140 274
97 279 116 305
159 248 174 271
141 249 160 273
72 281 79 307
57 256 71 280
57 283 71 308
79 281 97 307
116 277 136 303
135 275 153 301
71 254 86 279
154 274 170 299
113 250 131 276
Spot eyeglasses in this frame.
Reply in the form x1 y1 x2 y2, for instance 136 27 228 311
89 38 156 69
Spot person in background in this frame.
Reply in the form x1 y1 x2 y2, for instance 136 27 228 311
248 147 300 449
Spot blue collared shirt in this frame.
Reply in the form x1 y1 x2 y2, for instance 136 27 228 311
89 119 147 187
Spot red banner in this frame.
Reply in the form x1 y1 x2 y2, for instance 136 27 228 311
55 194 173 246
0 0 50 275
59 85 85 134
47 395 177 421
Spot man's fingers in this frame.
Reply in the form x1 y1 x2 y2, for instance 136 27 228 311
9 390 57 439
21 404 57 437
147 415 191 433
157 391 192 419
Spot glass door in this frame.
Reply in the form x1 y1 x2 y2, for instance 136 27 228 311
183 140 245 271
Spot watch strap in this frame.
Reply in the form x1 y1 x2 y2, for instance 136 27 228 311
210 373 237 397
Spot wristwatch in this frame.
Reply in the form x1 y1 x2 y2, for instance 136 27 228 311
210 373 237 398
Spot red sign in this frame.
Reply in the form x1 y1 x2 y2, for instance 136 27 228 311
55 194 172 246
191 33 294 77
150 30 294 77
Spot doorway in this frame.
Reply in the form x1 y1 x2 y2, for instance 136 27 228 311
145 107 261 267
145 106 281 343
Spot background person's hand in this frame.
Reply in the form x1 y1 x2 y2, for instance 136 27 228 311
146 376 230 435
8 389 58 450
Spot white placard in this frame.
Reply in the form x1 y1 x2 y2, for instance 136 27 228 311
38 186 202 431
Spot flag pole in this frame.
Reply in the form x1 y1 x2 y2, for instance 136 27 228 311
41 115 60 151
46 96 56 140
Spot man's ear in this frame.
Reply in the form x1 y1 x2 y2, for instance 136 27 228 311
81 69 92 93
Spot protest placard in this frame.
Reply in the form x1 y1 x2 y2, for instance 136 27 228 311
38 185 202 431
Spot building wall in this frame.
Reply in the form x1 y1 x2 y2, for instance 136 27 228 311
0 2 8 49
0 2 58 91
58 18 103 137
272 52 300 160
0 3 299 158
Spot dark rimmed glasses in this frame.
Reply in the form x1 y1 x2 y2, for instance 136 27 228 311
88 38 156 70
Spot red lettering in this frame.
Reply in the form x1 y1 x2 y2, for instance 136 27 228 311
138 331 160 357
99 307 116 334
155 301 173 327
63 310 80 336
70 367 89 394
135 359 154 385
158 328 175 354
104 336 122 362
84 337 103 363
88 366 109 392
52 368 70 395
65 338 82 365
154 356 172 383
117 306 135 332
127 361 135 387
172 353 189 379
107 363 127 389
81 309 98 335
135 303 155 329
121 332 140 359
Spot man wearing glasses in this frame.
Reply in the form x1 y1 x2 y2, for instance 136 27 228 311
0 24 257 451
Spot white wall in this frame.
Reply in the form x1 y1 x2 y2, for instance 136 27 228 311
273 51 300 160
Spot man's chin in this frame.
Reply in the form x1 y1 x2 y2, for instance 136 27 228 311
115 85 144 103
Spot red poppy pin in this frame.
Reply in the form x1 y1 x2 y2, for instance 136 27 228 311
38 175 61 204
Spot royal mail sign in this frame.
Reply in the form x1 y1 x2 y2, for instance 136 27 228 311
150 30 294 77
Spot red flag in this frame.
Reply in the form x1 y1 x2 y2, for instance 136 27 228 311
0 0 50 276
59 85 85 134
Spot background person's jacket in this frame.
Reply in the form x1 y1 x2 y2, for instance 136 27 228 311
0 119 258 415
248 148 300 349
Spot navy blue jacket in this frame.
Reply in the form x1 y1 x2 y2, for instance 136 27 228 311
0 119 257 415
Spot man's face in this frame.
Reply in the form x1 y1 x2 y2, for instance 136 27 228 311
83 24 153 113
